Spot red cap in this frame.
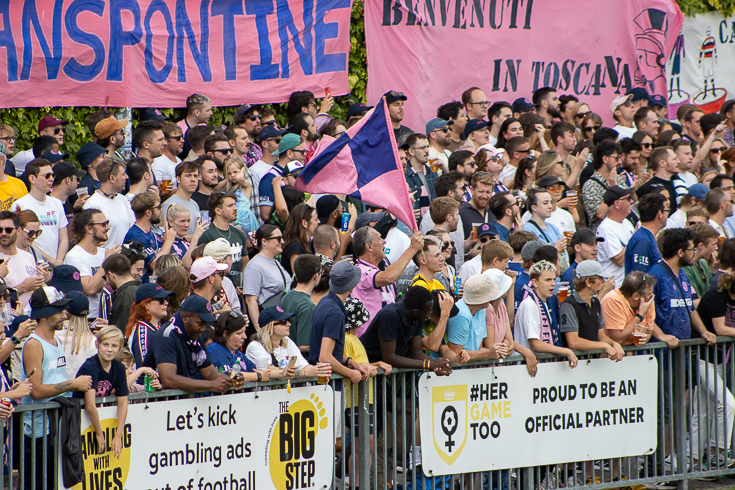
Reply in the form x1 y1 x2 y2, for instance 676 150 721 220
38 115 69 133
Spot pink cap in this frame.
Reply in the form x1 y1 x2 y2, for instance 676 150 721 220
190 256 228 281
609 94 633 119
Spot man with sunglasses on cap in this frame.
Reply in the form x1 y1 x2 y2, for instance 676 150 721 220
20 286 92 489
610 94 636 140
596 186 636 287
144 295 241 393
259 134 304 223
560 229 614 297
11 159 69 264
11 115 68 174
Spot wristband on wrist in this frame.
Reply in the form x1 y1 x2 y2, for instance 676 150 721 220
635 313 644 321
343 357 352 368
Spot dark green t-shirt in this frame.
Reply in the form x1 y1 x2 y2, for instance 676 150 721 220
198 225 247 286
279 290 316 349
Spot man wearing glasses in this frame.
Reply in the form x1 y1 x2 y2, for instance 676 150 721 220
426 118 452 171
609 94 636 140
233 103 264 167
596 186 636 287
581 140 622 232
10 160 69 264
461 87 489 121
94 116 128 165
259 134 305 223
11 115 68 175
249 126 285 187
151 122 184 190
204 133 233 180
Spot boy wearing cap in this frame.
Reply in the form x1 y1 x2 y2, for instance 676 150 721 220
560 229 613 296
143 295 240 392
259 134 303 223
558 260 624 361
203 238 242 313
77 141 108 196
309 261 370 384
11 159 69 262
11 115 68 173
20 286 92 488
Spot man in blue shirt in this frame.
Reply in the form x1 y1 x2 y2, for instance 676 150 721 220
625 193 668 274
125 191 170 283
310 261 370 383
489 191 519 243
260 133 302 223
560 229 611 296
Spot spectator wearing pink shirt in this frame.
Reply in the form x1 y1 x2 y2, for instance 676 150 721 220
350 226 424 336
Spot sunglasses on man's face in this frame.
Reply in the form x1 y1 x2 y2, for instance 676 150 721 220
213 148 233 155
248 114 262 121
168 135 183 141
0 228 14 235
53 128 64 135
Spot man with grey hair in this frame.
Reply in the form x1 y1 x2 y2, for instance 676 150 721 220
351 226 424 336
705 187 734 238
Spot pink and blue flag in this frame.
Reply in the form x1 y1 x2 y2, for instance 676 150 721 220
294 98 418 230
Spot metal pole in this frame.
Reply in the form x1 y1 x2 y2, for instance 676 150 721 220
674 344 688 490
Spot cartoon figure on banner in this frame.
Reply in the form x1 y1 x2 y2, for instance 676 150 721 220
698 27 718 100
633 9 669 92
669 33 686 98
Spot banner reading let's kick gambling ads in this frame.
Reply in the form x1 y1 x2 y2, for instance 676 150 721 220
418 357 657 475
67 386 334 490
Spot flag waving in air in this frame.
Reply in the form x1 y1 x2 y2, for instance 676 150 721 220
293 98 418 231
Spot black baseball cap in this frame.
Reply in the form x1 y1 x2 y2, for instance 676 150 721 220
53 161 86 182
383 90 407 104
431 290 460 318
316 195 341 223
461 119 488 140
627 87 650 101
347 103 373 119
29 286 72 320
139 108 169 122
257 125 286 144
180 295 216 323
570 228 605 247
477 222 497 238
65 291 90 317
537 175 564 188
259 306 295 328
47 265 83 292
41 150 70 164
512 97 537 113
603 185 635 206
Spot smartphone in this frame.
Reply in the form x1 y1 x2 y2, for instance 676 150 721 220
325 87 331 98
26 368 36 381
286 357 297 370
201 211 210 223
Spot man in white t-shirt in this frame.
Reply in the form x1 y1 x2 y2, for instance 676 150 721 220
610 95 636 140
0 211 45 307
64 209 120 318
249 126 284 188
11 159 69 263
83 158 135 249
151 122 183 190
596 186 636 287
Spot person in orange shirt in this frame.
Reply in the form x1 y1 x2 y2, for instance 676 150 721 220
601 270 678 348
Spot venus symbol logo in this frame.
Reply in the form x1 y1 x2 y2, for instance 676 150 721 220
432 385 467 464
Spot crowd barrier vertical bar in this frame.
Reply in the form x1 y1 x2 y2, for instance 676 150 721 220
674 344 687 490
358 379 370 490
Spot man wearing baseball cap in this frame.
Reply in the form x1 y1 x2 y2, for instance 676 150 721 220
560 229 610 296
95 116 128 165
143 295 240 392
426 118 451 170
649 94 668 120
610 94 635 139
461 120 490 151
511 97 537 118
258 133 304 223
596 186 636 287
558 260 624 361
203 238 242 312
383 90 413 146
190 256 229 303
21 286 91 488
50 161 86 219
250 125 285 186
309 261 370 384
11 115 69 174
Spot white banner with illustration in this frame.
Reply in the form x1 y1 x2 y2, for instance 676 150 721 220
65 385 334 490
666 13 735 117
418 357 658 475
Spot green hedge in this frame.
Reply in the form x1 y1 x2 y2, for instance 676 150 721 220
0 0 717 163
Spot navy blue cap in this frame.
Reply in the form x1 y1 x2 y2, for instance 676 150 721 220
347 103 373 119
47 265 83 293
29 286 72 320
627 87 650 101
65 291 90 317
383 90 407 104
139 108 169 122
316 195 341 223
40 150 70 164
7 315 29 337
649 94 667 108
135 283 173 304
76 142 108 170
461 119 488 140
235 104 261 123
512 97 537 113
257 125 286 144
180 295 216 323
687 183 709 200
477 222 497 238
259 305 295 328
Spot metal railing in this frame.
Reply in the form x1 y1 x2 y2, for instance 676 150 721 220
6 338 735 490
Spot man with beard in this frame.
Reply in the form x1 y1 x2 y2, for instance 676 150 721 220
249 125 285 187
162 160 201 235
672 140 697 199
204 133 232 181
152 122 183 190
617 138 642 189
289 113 319 163
437 101 468 152
533 87 561 127
233 104 264 167
20 286 91 490
94 116 128 165
259 134 304 223
489 191 520 243
636 147 679 215
198 192 248 285
0 211 46 305
83 159 135 249
426 119 452 170
385 90 413 146
459 172 494 241
125 191 175 282
133 121 167 164
191 156 220 211
65 209 122 318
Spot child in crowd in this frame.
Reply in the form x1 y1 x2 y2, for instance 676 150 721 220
116 348 161 392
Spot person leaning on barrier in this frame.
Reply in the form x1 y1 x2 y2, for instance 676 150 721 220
558 260 624 361
143 295 242 393
206 310 269 383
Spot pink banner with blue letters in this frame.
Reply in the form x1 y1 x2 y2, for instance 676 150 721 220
365 0 684 129
0 0 352 108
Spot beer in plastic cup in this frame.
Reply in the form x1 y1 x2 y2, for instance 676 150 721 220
563 231 574 242
472 223 481 240
719 236 726 246
76 187 89 198
633 323 648 346
557 282 570 303
162 180 172 193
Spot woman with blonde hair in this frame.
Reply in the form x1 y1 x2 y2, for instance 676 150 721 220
16 210 57 267
126 283 173 370
155 265 190 318
166 204 207 268
568 102 591 131
224 157 259 233
57 292 99 380
153 254 182 277
534 150 565 181
246 306 329 379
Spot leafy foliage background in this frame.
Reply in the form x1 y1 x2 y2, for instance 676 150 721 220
0 0 716 164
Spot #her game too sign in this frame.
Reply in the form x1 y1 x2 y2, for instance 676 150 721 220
67 386 334 490
418 357 658 475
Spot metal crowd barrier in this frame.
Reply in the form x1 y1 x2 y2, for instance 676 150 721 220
6 338 735 490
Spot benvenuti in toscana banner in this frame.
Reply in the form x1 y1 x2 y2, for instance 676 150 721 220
365 0 684 129
0 0 351 108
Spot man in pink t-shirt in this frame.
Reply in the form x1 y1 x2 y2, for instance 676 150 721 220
351 226 423 337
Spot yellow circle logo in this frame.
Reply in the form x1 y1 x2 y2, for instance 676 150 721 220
269 394 329 490
73 418 132 490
